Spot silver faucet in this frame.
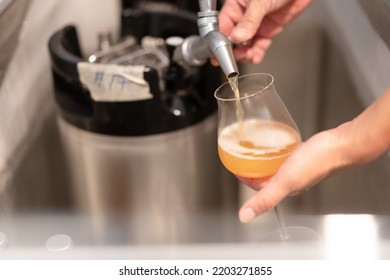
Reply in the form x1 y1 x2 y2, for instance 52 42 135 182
173 0 239 78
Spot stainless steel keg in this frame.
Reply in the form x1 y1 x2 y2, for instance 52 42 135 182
48 7 238 244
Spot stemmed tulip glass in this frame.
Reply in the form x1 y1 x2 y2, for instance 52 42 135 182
215 73 315 242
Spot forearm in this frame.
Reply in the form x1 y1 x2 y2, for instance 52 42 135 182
338 87 390 166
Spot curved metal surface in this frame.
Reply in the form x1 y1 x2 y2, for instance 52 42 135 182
0 0 30 87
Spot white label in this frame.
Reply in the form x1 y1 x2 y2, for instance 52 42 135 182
77 62 153 102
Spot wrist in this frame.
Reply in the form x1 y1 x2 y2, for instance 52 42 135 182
332 121 366 168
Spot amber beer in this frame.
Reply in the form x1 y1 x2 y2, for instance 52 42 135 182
218 119 300 178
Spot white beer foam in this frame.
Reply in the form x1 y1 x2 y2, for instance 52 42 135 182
218 119 297 159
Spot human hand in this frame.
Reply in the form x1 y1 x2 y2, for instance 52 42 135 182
218 0 312 64
237 85 390 223
237 125 351 223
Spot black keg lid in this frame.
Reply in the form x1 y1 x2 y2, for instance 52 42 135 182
48 9 221 136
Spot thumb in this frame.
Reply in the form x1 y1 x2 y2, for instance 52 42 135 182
231 0 268 42
239 180 289 223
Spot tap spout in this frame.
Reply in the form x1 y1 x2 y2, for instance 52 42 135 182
172 0 239 79
203 30 238 79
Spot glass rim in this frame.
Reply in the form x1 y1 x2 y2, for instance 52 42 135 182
214 72 274 102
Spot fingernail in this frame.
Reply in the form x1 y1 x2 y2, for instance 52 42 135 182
239 207 256 223
232 27 248 40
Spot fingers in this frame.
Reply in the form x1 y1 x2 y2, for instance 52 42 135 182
230 37 272 64
230 0 269 43
239 178 291 223
219 0 246 36
218 0 312 64
218 0 277 64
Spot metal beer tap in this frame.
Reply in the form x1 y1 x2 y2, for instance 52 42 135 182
173 0 239 78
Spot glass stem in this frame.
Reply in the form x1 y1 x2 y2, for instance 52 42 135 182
273 204 290 241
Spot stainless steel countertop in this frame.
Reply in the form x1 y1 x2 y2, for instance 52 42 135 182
0 212 389 259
